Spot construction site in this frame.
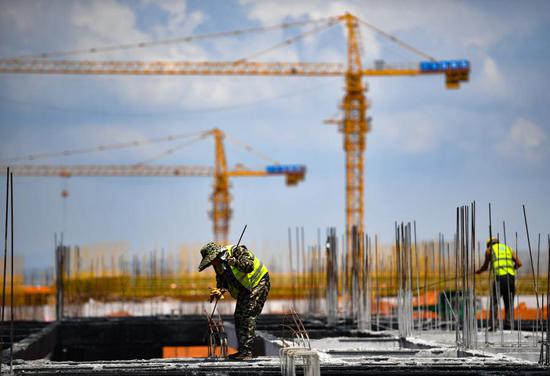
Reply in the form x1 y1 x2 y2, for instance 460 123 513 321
0 1 549 375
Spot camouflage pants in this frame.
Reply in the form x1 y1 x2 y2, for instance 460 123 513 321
234 274 270 355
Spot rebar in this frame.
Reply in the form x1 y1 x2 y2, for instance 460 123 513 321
288 227 295 308
279 311 319 376
452 203 478 349
1 167 9 373
395 222 413 338
471 202 478 348
205 307 228 358
325 228 338 326
544 234 550 365
9 172 14 373
522 205 543 364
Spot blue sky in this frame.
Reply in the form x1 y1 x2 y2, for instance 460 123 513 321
0 0 549 270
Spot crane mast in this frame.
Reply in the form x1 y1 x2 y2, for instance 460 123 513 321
342 13 368 239
210 128 231 243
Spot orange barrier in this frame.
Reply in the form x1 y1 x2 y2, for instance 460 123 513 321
22 286 53 294
476 302 548 320
107 310 131 318
412 291 439 307
163 346 238 358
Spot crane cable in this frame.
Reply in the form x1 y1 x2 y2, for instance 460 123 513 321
233 18 340 63
356 17 436 62
0 17 339 61
132 131 210 166
223 132 279 165
0 130 206 163
0 79 337 118
1 15 436 64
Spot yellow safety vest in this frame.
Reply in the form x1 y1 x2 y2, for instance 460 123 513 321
491 243 516 276
214 244 268 298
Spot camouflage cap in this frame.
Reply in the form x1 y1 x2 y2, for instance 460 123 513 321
198 242 223 271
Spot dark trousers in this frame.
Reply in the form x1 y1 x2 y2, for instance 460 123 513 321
490 274 515 325
234 274 270 355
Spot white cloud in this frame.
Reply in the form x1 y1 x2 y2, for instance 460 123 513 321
0 1 303 111
472 56 509 98
375 109 447 154
482 57 504 86
496 118 547 162
0 1 544 118
239 0 541 54
70 1 147 45
143 0 206 41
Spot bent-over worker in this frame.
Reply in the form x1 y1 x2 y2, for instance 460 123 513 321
198 242 270 360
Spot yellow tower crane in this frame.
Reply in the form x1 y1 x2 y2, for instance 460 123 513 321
0 12 469 241
208 128 305 242
3 129 306 243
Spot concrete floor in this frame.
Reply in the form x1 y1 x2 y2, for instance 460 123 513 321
1 315 548 375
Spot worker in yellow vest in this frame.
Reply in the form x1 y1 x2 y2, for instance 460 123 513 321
476 237 522 328
198 242 270 360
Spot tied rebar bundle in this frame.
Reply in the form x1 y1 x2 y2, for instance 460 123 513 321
455 203 478 349
325 228 338 326
395 222 413 338
279 310 320 376
350 226 372 330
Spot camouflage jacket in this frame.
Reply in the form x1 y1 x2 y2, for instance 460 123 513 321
216 245 255 293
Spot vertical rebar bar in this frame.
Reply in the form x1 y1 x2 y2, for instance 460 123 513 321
472 202 478 348
522 204 543 364
446 242 450 331
438 233 442 330
295 227 300 311
9 172 14 372
515 231 521 346
301 226 306 310
454 208 460 346
503 221 514 333
545 234 550 365
375 234 380 330
325 228 338 325
465 207 469 344
288 228 294 308
535 232 544 341
1 167 10 373
413 222 421 332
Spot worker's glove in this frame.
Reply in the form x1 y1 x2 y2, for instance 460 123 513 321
209 288 226 303
226 256 237 266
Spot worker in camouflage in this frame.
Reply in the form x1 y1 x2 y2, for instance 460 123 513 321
198 241 270 360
